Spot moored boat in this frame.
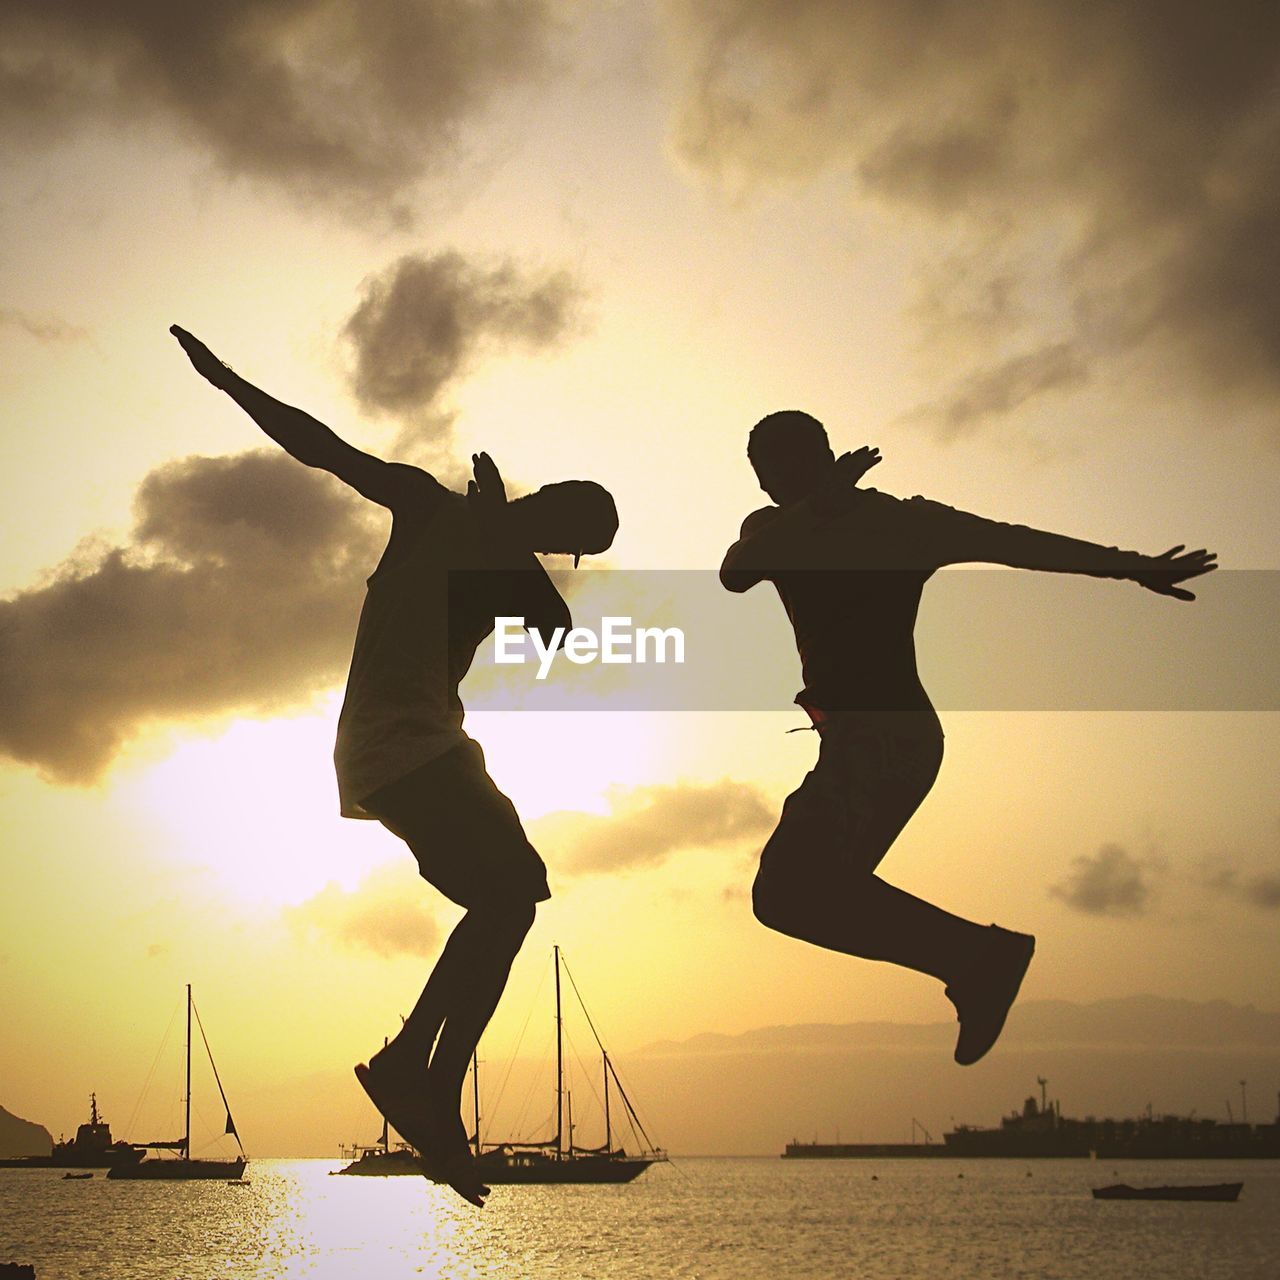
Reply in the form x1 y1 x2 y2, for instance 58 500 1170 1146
471 947 665 1185
108 985 246 1181
1092 1182 1243 1201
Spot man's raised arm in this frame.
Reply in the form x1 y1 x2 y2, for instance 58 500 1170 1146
170 325 422 510
915 497 1217 601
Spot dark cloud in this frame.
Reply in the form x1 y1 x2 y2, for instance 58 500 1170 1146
3 242 586 784
0 307 88 343
666 0 1280 426
1050 843 1152 917
1205 867 1280 911
286 863 442 959
0 450 380 783
537 779 774 877
897 341 1089 439
343 252 582 438
0 0 557 213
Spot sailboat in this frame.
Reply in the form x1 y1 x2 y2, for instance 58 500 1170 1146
108 984 246 1180
470 946 666 1185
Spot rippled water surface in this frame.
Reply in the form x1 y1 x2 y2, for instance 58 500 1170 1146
2 1158 1277 1279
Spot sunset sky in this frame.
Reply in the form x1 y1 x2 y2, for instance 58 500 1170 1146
2 1 1278 1157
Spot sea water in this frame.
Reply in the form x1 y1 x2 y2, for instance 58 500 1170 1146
1 1157 1277 1279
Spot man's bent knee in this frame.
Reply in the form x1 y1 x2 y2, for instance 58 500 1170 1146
753 866 862 944
471 895 537 943
752 873 805 936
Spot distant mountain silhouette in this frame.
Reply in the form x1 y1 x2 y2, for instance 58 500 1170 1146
0 1105 52 1157
638 996 1280 1056
624 996 1280 1154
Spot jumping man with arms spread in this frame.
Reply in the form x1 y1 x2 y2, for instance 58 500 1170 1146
172 325 618 1205
721 411 1215 1065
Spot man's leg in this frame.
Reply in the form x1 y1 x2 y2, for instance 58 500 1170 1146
752 718 1033 1063
753 865 998 984
359 901 533 1205
358 744 548 1202
425 899 535 1116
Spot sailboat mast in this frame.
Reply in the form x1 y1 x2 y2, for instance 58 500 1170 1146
184 983 192 1162
380 1038 389 1150
554 945 563 1159
603 1051 612 1153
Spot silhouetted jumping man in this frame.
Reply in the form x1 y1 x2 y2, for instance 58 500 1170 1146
171 325 617 1205
721 411 1215 1065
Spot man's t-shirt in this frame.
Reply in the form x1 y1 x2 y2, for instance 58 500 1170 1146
747 488 1140 716
334 480 509 818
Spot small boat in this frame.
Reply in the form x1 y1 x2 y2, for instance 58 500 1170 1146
332 1142 422 1176
62 1172 93 1180
1092 1182 1243 1202
108 984 246 1181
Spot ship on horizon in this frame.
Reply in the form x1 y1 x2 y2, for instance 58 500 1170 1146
0 1094 142 1170
784 1078 1280 1160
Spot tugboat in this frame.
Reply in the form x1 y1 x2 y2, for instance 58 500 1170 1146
0 1095 142 1169
52 1095 143 1169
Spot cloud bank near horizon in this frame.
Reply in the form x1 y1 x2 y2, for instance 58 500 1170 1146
0 451 378 783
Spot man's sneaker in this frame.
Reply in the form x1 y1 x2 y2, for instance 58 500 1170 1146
947 928 1036 1066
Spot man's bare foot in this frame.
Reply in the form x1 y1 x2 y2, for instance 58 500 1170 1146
425 1090 490 1208
354 1056 439 1172
947 927 1035 1066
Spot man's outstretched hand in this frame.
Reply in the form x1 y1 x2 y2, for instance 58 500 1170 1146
812 445 882 516
171 325 234 389
1130 545 1218 600
837 445 882 485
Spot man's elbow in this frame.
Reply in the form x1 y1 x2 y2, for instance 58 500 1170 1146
719 563 756 593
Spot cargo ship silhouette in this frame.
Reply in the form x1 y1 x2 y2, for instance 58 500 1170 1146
783 1078 1280 1159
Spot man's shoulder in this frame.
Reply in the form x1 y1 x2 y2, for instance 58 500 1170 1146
739 505 781 537
385 465 468 524
387 462 454 500
859 488 958 522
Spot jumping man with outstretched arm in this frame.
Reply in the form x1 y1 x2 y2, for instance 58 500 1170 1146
721 411 1215 1065
171 325 618 1205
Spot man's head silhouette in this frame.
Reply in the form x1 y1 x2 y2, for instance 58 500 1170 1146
748 410 835 506
509 480 618 563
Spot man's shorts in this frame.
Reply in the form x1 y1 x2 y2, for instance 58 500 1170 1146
756 709 945 896
361 739 551 910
